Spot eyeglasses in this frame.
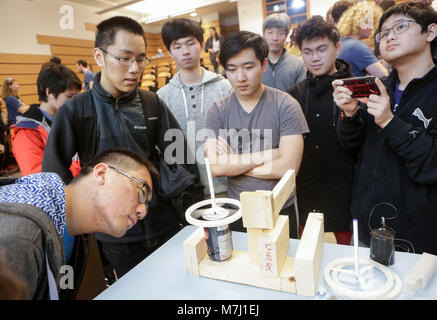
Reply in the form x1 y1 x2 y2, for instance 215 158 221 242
302 44 330 57
99 48 150 67
375 20 417 42
108 165 151 208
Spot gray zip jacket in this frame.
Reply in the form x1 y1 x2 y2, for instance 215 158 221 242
262 48 307 92
0 203 64 299
157 68 232 195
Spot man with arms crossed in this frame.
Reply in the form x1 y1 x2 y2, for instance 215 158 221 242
205 31 308 237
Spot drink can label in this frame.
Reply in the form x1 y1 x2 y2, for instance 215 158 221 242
204 225 233 261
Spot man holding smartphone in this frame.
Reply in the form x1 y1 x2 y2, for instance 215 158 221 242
288 16 356 244
333 3 437 254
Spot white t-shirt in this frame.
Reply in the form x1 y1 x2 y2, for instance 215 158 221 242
212 39 220 53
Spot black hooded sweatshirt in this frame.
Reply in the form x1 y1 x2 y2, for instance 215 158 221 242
337 63 437 255
288 59 357 232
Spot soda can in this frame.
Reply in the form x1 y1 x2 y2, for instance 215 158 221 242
204 225 233 262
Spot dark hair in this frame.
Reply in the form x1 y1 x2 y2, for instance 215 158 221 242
76 148 160 187
219 31 269 67
77 60 88 67
49 56 62 64
37 62 82 102
379 0 396 12
161 18 204 51
209 26 219 40
331 0 354 24
377 2 437 54
295 15 340 49
95 16 147 50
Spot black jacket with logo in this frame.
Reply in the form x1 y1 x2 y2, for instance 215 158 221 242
42 72 198 243
337 64 437 254
289 59 357 232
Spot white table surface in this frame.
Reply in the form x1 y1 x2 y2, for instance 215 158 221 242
95 226 437 300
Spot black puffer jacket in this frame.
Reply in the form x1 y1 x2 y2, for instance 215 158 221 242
289 59 357 232
337 64 437 254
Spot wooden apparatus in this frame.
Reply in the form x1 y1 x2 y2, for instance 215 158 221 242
183 170 325 296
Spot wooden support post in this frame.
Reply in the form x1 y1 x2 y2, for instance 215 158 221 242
259 215 289 277
272 170 295 217
294 212 324 296
247 228 263 265
183 227 207 276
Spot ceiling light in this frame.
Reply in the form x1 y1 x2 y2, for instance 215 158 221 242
170 9 195 17
190 12 198 17
143 14 169 24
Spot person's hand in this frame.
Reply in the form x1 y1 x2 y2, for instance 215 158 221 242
366 77 393 128
332 79 360 117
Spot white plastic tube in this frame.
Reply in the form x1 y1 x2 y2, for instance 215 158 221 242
405 252 437 295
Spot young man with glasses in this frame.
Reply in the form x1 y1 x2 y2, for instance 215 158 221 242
42 16 198 278
0 148 158 299
333 3 437 254
288 16 356 245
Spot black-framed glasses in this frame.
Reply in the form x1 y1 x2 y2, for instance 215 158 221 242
108 165 151 207
99 48 150 67
375 19 417 42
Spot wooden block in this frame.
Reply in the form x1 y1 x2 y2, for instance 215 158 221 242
183 227 207 276
294 212 324 297
247 228 263 265
259 215 289 277
240 190 274 229
198 250 296 294
324 232 337 244
272 170 295 217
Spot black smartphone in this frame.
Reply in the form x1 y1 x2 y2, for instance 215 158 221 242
340 76 381 98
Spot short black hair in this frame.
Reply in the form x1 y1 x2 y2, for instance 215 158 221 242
37 62 81 102
379 0 396 12
295 15 340 49
161 18 204 51
219 31 268 67
77 60 88 67
377 2 437 54
49 56 62 64
331 0 354 24
76 148 160 187
95 16 147 50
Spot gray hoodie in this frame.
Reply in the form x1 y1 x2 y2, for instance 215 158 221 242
0 202 64 299
157 68 232 195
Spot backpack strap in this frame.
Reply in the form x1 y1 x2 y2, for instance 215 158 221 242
138 89 161 151
71 91 97 165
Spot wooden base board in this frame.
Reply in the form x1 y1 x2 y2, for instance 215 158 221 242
198 250 297 294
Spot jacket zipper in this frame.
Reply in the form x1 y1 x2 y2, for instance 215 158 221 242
115 98 125 137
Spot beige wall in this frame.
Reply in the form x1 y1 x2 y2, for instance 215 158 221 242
237 0 264 35
0 0 133 55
